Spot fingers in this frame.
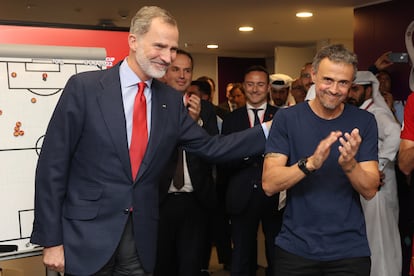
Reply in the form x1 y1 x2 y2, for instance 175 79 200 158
310 131 342 169
375 51 393 70
311 129 361 169
43 245 65 273
186 93 201 120
379 170 385 186
187 93 200 105
338 128 361 162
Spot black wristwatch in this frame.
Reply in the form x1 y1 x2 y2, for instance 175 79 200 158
298 157 313 176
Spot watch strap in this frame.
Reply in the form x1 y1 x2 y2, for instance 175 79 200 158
298 157 312 175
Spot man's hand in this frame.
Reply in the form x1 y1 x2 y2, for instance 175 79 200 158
307 131 343 171
374 51 393 71
184 92 201 121
338 128 361 170
379 170 385 187
43 245 65 273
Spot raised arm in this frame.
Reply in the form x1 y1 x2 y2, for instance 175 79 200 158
262 131 342 196
338 129 379 199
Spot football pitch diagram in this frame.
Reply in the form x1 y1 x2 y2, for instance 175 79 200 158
0 44 106 253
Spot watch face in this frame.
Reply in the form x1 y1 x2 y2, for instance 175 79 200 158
298 158 310 175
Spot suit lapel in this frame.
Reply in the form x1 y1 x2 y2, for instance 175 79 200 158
241 107 251 129
96 65 133 181
264 104 276 122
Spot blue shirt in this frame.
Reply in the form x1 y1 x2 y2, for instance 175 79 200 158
266 102 378 261
119 58 153 148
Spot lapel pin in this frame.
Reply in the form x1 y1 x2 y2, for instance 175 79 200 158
162 104 167 109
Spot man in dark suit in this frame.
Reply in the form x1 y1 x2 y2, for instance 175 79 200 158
30 6 270 276
219 82 237 113
155 50 219 276
221 65 283 276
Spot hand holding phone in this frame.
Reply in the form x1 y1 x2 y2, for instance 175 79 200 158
388 52 409 63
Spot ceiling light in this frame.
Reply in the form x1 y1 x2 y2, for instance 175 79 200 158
239 26 254 32
296 12 313 18
207 44 219 49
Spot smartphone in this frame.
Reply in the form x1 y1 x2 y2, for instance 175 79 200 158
388 52 409 63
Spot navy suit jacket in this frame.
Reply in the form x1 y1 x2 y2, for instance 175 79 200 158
30 62 266 275
221 105 278 214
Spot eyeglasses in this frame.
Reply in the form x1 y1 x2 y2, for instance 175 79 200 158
300 73 311 79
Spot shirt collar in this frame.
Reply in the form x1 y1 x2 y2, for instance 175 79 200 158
120 58 153 88
246 102 267 110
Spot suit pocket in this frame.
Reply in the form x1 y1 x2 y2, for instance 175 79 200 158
78 186 103 200
63 204 99 220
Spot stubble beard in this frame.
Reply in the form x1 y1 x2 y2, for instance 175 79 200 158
319 90 346 110
136 48 168 79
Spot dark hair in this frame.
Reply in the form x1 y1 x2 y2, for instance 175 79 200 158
312 44 358 80
176 49 194 69
243 65 269 83
191 80 212 97
197 76 216 92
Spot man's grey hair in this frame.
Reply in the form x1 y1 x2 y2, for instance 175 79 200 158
129 6 177 36
312 44 358 80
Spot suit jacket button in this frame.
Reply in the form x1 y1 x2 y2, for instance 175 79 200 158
253 184 258 189
123 208 130 214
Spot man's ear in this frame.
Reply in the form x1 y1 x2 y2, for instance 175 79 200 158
128 34 137 51
311 68 317 83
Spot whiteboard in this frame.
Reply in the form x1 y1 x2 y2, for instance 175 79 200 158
0 44 106 255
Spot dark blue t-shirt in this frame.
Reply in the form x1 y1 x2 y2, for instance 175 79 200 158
266 102 378 261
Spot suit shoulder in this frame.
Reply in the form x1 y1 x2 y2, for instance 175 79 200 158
267 104 279 113
68 64 120 86
201 100 217 114
223 107 247 122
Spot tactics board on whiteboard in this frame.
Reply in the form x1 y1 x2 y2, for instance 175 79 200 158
0 44 107 253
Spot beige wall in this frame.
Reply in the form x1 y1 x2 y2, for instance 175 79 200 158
192 53 218 104
191 47 320 104
274 46 316 79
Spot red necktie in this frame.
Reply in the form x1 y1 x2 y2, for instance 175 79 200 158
130 81 147 180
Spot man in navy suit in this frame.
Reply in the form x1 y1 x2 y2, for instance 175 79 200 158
30 6 271 276
221 66 283 276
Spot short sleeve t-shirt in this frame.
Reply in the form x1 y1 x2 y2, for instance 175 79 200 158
266 102 378 261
